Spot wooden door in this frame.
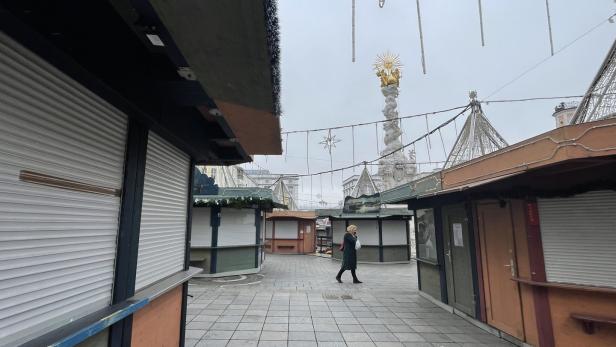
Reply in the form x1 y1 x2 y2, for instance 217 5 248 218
477 202 525 339
303 222 315 253
443 205 475 317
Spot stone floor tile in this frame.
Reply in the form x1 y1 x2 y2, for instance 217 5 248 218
316 332 345 342
193 315 220 322
408 326 438 333
314 324 340 332
232 330 261 340
288 341 318 347
228 340 259 347
374 342 404 347
313 317 336 324
290 316 313 324
260 331 289 341
237 322 265 330
393 333 425 342
289 323 315 332
266 316 290 324
185 330 207 339
258 341 288 347
243 315 267 323
342 332 371 342
316 342 347 347
187 321 214 330
196 340 229 347
289 331 317 341
338 324 364 332
385 325 414 333
211 322 239 330
361 325 388 333
185 339 199 347
203 330 235 340
336 317 359 325
263 323 289 331
368 332 398 342
218 316 243 323
268 311 290 317
443 334 480 343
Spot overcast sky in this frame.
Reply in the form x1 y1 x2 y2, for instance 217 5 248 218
244 0 616 208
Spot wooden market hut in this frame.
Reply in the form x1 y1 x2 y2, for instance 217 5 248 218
317 207 413 263
191 183 285 276
403 118 616 347
265 211 317 254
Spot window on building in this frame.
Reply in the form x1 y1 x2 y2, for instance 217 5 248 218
237 169 243 180
416 208 437 263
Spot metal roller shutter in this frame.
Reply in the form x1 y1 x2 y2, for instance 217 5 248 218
135 132 190 290
0 33 127 345
538 190 616 288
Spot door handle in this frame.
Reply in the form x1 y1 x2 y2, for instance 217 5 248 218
445 250 452 262
504 259 516 277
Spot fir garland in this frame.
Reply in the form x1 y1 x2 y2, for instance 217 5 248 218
194 196 280 209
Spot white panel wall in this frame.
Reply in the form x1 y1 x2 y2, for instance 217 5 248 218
191 208 212 247
265 221 273 238
332 220 346 244
274 220 298 239
538 190 616 288
381 220 407 245
135 132 190 290
0 33 127 346
350 220 379 245
218 208 255 246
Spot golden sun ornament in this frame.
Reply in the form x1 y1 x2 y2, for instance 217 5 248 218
374 52 402 88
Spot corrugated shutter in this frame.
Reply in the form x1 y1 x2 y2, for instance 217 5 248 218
274 220 298 239
135 132 190 291
538 190 616 288
218 208 255 246
0 33 127 345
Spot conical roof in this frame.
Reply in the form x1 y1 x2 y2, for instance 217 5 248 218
350 166 379 197
273 179 297 210
444 91 508 169
571 39 616 124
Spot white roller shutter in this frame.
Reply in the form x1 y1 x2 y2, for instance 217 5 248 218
265 220 273 239
381 220 407 245
0 33 127 345
538 190 616 288
332 220 346 244
350 220 379 245
274 220 298 239
218 208 255 246
135 132 190 290
191 208 212 247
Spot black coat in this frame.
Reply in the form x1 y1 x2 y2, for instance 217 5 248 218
341 233 357 270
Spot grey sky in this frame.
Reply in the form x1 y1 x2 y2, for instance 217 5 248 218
245 0 615 208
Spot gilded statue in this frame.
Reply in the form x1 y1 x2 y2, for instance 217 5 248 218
374 52 402 87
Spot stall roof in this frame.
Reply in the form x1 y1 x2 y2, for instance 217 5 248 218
266 211 316 220
405 118 616 203
194 187 286 210
316 208 413 220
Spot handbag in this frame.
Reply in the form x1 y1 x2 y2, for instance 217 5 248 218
355 239 361 250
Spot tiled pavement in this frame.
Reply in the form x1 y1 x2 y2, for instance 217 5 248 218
185 254 514 347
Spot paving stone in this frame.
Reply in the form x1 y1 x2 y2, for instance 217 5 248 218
314 324 340 332
196 340 229 347
260 331 289 341
338 324 364 332
385 325 414 333
393 333 425 342
342 332 371 342
228 340 259 347
185 330 206 339
289 331 317 341
184 339 199 347
211 322 239 330
203 330 234 340
232 330 262 340
361 325 388 333
315 332 344 342
267 316 290 324
264 323 289 331
258 341 288 347
187 321 214 330
238 322 265 330
289 323 315 332
288 341 318 347
368 332 398 342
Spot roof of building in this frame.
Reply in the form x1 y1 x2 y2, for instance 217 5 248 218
194 187 286 210
266 210 316 220
444 92 508 169
350 167 379 198
572 39 616 124
316 208 412 220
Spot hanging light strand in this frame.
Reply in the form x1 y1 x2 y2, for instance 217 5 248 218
415 0 427 74
352 0 356 62
545 0 555 56
478 0 485 46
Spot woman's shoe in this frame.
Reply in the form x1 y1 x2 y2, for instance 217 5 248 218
353 280 363 284
336 276 342 283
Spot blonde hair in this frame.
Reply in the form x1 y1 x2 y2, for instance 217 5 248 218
346 224 357 233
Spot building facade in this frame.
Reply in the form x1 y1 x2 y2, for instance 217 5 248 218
244 169 300 205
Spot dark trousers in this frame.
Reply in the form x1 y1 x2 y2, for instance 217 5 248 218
336 268 359 281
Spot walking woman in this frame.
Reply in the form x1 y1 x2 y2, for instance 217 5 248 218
336 224 362 283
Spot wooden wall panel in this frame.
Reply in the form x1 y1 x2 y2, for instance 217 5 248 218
131 286 183 347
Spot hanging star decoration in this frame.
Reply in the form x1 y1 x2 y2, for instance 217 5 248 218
319 130 342 185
